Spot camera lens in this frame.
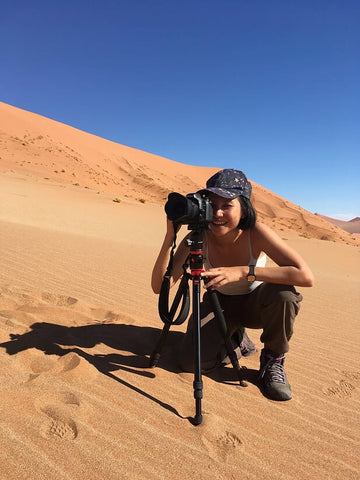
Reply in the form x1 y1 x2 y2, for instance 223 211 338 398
165 193 188 221
165 192 212 229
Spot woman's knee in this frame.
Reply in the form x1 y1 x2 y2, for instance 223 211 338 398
260 283 303 306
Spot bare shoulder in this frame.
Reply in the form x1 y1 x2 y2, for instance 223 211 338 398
252 222 306 267
251 221 295 259
251 221 284 246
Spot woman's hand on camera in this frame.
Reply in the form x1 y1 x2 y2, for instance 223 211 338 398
201 266 246 290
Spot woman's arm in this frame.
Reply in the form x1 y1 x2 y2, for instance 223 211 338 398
254 222 314 287
202 223 314 290
151 220 190 294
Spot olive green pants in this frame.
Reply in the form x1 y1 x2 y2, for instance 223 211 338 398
179 283 303 372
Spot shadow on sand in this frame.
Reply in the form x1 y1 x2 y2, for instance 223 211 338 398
0 321 260 420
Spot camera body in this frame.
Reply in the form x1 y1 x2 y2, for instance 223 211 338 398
165 192 213 230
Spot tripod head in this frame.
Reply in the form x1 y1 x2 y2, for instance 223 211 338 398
186 227 206 278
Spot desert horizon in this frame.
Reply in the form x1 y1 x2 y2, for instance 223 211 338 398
0 101 359 480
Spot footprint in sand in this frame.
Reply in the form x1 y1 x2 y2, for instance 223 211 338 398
30 353 82 375
30 356 57 374
58 352 82 372
28 352 97 387
35 390 81 409
324 371 359 398
0 311 15 327
38 390 81 440
200 413 243 462
59 391 81 406
40 405 78 440
341 370 360 382
90 308 135 324
55 352 98 381
218 431 243 448
40 293 78 307
90 308 121 323
202 429 243 462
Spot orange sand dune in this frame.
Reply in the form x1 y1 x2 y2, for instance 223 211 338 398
0 101 358 246
0 101 215 203
0 103 359 480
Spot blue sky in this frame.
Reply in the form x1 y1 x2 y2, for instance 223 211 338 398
1 0 359 220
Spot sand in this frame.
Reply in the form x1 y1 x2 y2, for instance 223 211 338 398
0 102 359 480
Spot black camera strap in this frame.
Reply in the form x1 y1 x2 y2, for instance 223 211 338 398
158 227 190 326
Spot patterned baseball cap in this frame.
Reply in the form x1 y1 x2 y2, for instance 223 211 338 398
198 169 252 199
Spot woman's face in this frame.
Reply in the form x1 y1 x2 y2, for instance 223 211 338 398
208 193 242 236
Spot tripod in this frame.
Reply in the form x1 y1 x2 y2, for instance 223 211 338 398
149 227 246 425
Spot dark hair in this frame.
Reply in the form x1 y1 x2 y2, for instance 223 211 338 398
238 196 257 230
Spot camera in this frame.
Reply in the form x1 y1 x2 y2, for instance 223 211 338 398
165 192 213 230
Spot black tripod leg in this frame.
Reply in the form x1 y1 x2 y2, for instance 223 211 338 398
192 276 203 425
207 290 247 387
150 274 189 368
149 324 170 367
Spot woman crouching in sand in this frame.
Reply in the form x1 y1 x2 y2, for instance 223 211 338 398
151 169 314 401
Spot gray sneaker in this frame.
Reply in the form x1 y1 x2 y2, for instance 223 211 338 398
259 349 292 401
220 328 256 365
239 329 256 357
